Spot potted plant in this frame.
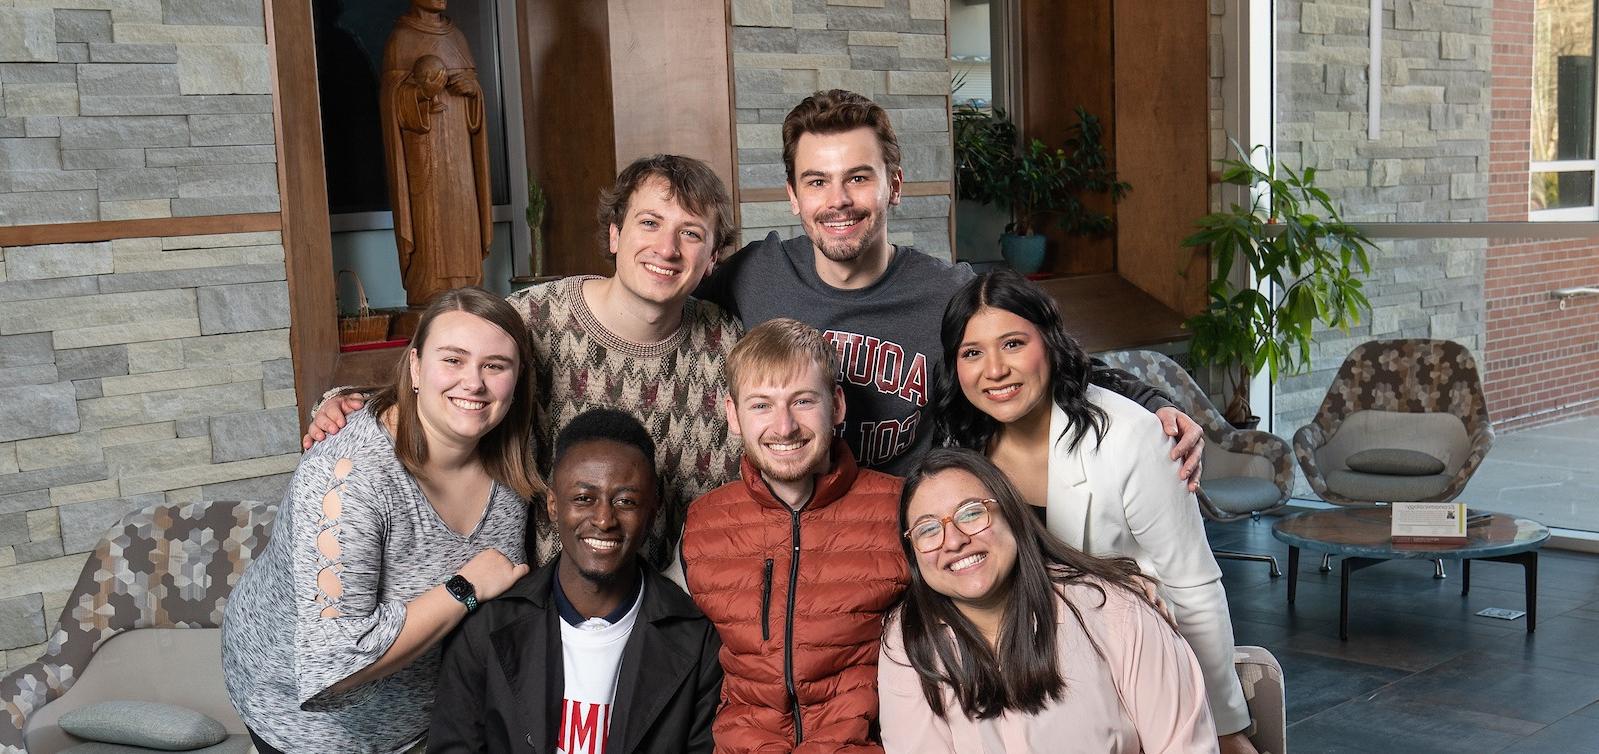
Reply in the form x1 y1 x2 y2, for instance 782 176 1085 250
953 105 1128 273
1182 142 1377 428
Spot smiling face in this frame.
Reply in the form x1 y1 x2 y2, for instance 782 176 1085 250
407 310 520 450
955 306 1054 427
726 360 845 488
548 439 658 586
785 127 902 265
609 176 718 309
905 468 1018 610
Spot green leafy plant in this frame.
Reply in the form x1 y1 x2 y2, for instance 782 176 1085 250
953 105 1128 237
1183 142 1376 424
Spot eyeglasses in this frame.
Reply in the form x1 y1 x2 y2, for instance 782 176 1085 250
904 498 996 553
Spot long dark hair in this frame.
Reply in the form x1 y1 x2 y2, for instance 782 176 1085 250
891 448 1166 720
365 287 544 500
932 269 1108 454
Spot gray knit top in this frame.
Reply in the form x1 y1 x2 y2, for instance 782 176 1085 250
221 408 528 753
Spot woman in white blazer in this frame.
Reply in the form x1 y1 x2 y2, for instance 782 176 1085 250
930 269 1256 754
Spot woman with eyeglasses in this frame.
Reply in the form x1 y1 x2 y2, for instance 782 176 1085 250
930 269 1253 753
878 448 1216 753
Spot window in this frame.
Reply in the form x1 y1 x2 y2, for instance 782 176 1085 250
1529 0 1597 218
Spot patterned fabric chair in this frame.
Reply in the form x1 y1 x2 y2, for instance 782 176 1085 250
1235 645 1287 754
1294 339 1494 506
1099 350 1294 575
0 500 276 754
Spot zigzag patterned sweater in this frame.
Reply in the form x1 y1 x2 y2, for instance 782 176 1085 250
507 275 743 569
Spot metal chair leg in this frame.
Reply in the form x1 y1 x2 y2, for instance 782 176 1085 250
1320 553 1334 572
1434 558 1447 579
1215 550 1282 578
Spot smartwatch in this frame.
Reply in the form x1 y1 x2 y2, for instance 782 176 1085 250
445 574 478 613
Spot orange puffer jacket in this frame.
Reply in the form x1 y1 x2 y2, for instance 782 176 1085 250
682 440 908 753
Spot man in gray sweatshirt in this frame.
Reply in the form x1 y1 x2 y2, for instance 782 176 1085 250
697 89 1205 481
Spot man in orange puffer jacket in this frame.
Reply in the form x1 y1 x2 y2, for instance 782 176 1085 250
681 318 909 752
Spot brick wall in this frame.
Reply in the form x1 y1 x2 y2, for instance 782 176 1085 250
1272 1 1491 444
0 1 291 667
1484 0 1599 429
729 0 953 257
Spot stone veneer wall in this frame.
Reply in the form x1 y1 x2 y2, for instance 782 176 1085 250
729 0 953 258
1271 1 1491 461
0 1 291 667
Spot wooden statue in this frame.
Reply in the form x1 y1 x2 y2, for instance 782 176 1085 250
379 0 493 309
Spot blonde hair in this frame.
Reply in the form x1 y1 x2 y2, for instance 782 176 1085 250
725 318 839 400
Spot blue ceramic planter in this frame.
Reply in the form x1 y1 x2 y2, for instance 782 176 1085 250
1000 233 1046 274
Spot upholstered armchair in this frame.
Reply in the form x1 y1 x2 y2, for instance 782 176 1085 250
0 500 276 754
1099 350 1294 576
1293 339 1494 506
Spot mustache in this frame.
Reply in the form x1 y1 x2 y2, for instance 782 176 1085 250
817 210 867 223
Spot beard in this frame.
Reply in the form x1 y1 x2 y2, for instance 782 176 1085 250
808 209 885 263
748 432 831 484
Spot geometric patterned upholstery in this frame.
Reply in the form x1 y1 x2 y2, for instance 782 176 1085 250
1234 645 1286 754
1098 349 1294 519
0 500 276 754
1292 339 1494 505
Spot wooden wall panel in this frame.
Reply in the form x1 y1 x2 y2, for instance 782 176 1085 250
1018 0 1116 277
0 213 279 247
607 0 736 190
519 0 617 277
1112 0 1210 316
267 0 338 427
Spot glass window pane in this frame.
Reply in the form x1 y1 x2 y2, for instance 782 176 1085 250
1529 170 1595 210
1532 0 1595 162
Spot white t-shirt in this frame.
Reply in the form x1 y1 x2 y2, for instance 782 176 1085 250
556 581 643 754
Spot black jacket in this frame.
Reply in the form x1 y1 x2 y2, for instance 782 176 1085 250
427 558 723 753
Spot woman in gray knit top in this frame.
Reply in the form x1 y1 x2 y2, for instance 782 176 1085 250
222 288 544 753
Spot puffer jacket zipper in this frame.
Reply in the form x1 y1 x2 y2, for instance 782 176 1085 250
784 505 804 744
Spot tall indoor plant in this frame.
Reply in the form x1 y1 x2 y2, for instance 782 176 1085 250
1183 142 1377 427
953 105 1128 273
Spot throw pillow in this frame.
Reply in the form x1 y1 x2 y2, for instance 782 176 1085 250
58 701 228 751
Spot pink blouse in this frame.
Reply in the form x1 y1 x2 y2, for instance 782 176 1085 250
878 578 1219 753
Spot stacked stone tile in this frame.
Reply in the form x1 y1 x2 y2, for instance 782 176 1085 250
730 0 953 258
0 0 277 223
0 1 291 667
1270 1 1489 445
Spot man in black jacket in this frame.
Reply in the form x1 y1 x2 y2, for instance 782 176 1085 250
428 409 722 753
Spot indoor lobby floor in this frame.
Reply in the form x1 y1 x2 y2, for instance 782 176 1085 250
1208 516 1599 753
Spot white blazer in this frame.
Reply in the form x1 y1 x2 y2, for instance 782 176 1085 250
1044 385 1251 735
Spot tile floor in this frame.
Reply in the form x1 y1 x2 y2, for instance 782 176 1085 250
1208 515 1599 753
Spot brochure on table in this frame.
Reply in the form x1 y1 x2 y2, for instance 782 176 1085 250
1391 502 1469 544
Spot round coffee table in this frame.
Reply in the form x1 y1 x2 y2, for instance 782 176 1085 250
1272 506 1550 640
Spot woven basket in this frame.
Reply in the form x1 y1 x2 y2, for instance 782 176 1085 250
336 269 392 346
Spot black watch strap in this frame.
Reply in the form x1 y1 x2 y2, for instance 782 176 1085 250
445 574 478 613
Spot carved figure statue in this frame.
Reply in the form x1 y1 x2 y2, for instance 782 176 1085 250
380 0 492 309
